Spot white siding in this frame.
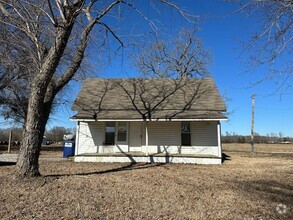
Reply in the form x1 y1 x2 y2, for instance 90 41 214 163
129 122 142 151
77 122 104 154
148 121 181 146
180 146 219 155
191 121 218 146
77 121 129 154
142 121 180 153
76 120 220 156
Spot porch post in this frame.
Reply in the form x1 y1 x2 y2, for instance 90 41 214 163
217 121 222 157
145 121 149 156
75 121 80 156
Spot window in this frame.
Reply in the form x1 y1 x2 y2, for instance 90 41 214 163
117 122 127 142
105 122 115 145
104 122 127 145
181 122 191 146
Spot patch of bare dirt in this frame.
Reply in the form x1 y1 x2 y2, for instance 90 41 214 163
0 144 292 219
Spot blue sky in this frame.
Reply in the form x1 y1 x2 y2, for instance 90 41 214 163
1 1 292 137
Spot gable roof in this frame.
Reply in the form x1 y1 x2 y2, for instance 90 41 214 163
71 78 227 120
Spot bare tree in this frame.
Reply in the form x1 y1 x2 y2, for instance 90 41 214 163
0 0 195 177
134 29 212 78
0 127 23 142
236 0 292 90
72 28 215 126
0 79 30 124
0 21 33 124
116 29 213 119
45 126 68 142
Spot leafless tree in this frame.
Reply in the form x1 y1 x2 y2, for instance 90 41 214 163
0 0 195 177
236 0 292 90
104 30 211 120
0 78 30 124
45 126 69 142
0 127 23 142
133 29 212 78
73 28 213 125
117 29 212 120
0 21 33 124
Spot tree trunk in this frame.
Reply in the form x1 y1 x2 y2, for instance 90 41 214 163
15 25 73 177
16 89 52 177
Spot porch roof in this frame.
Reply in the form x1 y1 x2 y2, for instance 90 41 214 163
71 110 227 121
72 78 227 121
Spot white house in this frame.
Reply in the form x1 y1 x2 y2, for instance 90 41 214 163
71 78 227 164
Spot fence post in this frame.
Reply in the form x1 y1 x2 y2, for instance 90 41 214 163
251 94 256 157
8 130 12 153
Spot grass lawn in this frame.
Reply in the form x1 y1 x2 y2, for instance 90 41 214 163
0 144 292 219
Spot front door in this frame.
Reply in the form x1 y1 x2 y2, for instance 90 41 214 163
116 121 128 145
129 122 142 151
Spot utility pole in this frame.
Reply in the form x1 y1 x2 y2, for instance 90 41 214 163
251 94 256 157
8 130 12 153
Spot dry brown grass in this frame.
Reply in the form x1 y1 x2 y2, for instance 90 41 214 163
0 144 292 219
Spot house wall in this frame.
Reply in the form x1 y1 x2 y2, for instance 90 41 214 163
181 121 219 155
76 120 221 156
77 121 104 154
141 121 219 155
141 121 180 153
77 121 128 154
129 122 143 150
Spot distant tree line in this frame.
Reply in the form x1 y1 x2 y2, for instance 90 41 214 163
45 126 75 143
222 132 292 144
0 127 22 144
0 126 75 144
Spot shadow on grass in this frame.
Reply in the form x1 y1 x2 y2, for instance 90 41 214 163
222 153 231 163
234 179 293 205
45 162 166 178
0 161 16 166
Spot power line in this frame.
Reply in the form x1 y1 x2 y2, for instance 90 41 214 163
256 93 293 97
256 107 293 111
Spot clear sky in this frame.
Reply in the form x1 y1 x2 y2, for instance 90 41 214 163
1 1 292 137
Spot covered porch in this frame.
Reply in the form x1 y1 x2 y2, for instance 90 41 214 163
74 120 223 153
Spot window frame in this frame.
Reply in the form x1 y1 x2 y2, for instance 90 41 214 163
105 122 116 145
104 122 128 145
181 121 191 146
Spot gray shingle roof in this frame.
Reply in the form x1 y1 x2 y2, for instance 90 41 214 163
72 78 227 120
